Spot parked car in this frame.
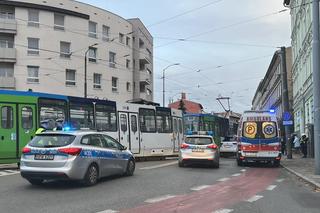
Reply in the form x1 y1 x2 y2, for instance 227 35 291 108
20 131 135 186
220 137 238 157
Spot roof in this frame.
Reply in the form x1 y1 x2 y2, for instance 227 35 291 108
168 99 203 113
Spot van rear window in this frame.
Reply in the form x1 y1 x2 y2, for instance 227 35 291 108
29 134 76 148
242 122 277 139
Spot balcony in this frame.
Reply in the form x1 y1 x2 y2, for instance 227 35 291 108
0 77 15 89
0 14 17 34
139 48 152 64
139 70 151 85
0 46 16 62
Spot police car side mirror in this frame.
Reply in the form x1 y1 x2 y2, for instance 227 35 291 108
121 146 127 151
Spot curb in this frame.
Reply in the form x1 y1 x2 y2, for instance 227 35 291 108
281 164 320 190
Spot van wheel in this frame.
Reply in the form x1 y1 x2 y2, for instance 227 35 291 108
27 178 43 185
237 159 243 167
212 162 220 168
83 164 99 186
125 159 135 176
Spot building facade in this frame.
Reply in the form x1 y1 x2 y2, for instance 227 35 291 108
252 47 293 122
284 0 313 135
0 0 153 103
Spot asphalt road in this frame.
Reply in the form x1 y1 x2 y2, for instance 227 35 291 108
0 158 319 213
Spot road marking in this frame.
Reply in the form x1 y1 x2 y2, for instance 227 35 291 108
217 177 230 182
144 194 176 203
96 210 118 213
0 170 20 177
190 185 210 191
246 195 264 202
240 169 246 172
231 173 241 177
140 161 177 170
213 209 234 213
276 178 285 182
266 185 277 191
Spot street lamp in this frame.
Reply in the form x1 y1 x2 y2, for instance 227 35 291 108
84 43 98 98
162 63 180 107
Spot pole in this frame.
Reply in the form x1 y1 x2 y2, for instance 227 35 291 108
312 0 320 175
84 52 87 98
280 46 292 159
162 69 165 107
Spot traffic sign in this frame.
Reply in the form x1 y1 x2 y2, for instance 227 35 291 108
283 120 293 126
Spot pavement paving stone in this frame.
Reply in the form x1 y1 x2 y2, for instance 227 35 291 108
281 154 320 189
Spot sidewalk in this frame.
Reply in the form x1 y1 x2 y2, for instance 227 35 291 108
281 154 320 189
0 163 18 170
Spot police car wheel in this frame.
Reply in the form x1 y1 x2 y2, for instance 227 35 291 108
125 159 135 176
178 161 185 167
84 164 99 186
27 178 43 185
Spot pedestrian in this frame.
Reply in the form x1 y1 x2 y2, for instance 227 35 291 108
293 134 300 154
300 133 308 158
281 137 286 155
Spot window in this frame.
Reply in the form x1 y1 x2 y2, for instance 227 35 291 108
119 33 124 43
27 66 39 83
0 64 14 78
126 37 130 46
93 73 101 89
28 9 39 27
126 59 130 69
102 135 121 150
131 115 137 133
27 38 39 55
140 83 146 93
112 77 118 92
89 21 97 38
88 47 97 62
1 106 13 129
66 69 76 86
95 105 117 131
139 108 156 132
70 102 94 130
109 52 116 68
81 135 103 147
60 41 71 58
21 107 33 130
156 109 172 133
139 38 144 48
39 98 66 130
126 82 131 92
120 114 127 132
102 25 110 41
54 13 65 30
30 135 75 148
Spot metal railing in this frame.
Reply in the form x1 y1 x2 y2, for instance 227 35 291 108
0 40 14 48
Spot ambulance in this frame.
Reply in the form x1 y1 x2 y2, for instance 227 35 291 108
236 110 281 167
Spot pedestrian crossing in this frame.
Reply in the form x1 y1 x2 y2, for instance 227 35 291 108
0 170 20 177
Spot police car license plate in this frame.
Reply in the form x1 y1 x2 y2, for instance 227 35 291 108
192 148 204 152
34 154 54 160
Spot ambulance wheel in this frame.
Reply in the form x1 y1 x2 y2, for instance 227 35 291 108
83 164 99 186
27 178 43 185
125 159 135 176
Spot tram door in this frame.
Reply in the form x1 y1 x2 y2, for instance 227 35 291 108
118 112 140 154
17 104 36 157
173 118 179 152
0 104 17 159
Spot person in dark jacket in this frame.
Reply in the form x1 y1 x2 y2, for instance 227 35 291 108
300 133 308 158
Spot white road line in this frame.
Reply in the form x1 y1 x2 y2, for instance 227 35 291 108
266 185 277 191
276 178 285 182
144 194 176 203
0 170 20 177
240 169 246 172
140 161 177 170
217 177 230 182
231 173 241 177
190 185 210 191
213 209 234 213
96 210 118 213
246 195 264 202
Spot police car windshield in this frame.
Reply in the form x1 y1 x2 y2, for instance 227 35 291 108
185 137 213 145
29 134 76 148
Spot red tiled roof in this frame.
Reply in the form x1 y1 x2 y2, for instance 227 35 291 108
168 99 203 113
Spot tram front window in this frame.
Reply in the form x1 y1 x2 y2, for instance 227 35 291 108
95 105 117 131
70 102 94 130
39 99 66 130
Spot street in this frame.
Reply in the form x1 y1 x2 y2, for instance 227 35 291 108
0 158 319 213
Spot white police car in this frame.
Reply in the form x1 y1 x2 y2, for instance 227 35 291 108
20 131 135 186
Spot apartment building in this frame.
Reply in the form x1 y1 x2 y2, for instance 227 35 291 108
284 0 313 134
0 0 153 102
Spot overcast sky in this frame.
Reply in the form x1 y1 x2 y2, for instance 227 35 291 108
79 0 291 113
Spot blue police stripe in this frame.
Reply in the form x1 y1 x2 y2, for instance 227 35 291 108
240 137 280 144
80 149 131 160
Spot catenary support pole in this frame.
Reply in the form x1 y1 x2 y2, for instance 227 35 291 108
312 0 320 175
280 46 292 159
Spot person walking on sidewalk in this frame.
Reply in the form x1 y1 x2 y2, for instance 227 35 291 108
293 134 300 154
300 133 308 158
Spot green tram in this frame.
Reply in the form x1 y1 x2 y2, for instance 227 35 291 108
183 113 229 145
0 90 117 164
